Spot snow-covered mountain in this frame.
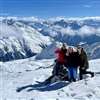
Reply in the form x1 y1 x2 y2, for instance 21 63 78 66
0 18 52 61
0 16 100 61
0 57 100 100
31 17 100 59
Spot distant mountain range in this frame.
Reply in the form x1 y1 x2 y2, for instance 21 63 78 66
0 16 100 61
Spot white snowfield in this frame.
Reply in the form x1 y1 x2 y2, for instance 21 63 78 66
0 57 100 100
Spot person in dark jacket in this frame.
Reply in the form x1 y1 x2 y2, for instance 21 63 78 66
77 46 94 80
67 47 80 82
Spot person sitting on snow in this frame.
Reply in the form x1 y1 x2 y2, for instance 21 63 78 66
53 43 68 76
77 46 94 80
44 43 69 84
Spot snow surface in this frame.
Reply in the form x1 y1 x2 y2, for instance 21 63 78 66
0 57 100 100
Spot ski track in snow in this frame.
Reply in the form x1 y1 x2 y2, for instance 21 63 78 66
0 58 100 100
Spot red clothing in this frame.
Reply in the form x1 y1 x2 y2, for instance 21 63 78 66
55 48 65 64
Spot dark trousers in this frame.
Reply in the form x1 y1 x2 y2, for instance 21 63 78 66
52 61 67 76
79 69 94 80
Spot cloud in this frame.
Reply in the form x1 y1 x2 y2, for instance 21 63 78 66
78 26 100 37
59 25 100 37
83 5 92 8
0 13 9 16
96 28 100 36
60 26 76 36
83 0 100 8
91 0 100 4
78 25 96 36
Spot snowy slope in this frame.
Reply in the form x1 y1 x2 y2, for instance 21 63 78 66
0 58 100 100
0 20 52 61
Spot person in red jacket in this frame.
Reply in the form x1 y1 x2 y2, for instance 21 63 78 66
53 43 68 76
44 43 69 84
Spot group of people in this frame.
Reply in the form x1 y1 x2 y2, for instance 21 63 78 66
45 43 94 84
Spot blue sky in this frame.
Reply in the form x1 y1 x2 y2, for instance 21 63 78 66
0 0 100 18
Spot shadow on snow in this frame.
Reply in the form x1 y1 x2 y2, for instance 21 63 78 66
16 81 70 92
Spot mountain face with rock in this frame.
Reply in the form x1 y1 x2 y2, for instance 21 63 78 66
0 16 100 61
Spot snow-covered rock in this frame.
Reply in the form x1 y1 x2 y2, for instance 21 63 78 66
36 42 61 59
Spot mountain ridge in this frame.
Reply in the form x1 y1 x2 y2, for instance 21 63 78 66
0 16 100 61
